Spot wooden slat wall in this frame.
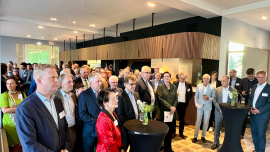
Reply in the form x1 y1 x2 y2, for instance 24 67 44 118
59 32 220 61
201 33 220 60
121 40 139 59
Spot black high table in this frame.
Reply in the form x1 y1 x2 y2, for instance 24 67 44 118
123 119 169 152
219 103 250 152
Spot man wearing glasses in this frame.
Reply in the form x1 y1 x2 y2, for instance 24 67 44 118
135 66 155 106
115 74 140 151
108 75 123 97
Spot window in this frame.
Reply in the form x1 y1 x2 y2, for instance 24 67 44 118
228 42 244 78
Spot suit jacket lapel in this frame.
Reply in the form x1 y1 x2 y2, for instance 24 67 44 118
140 78 151 95
123 91 136 117
32 93 58 130
255 84 268 106
89 88 101 110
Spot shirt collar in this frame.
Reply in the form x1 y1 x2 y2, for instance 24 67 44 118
60 89 70 98
125 88 133 95
36 91 55 102
258 82 267 87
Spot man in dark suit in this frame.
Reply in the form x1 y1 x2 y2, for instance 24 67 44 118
173 72 193 139
115 74 140 151
211 75 237 150
108 75 123 97
78 73 102 152
1 63 8 94
229 69 241 90
150 65 161 80
54 73 78 152
19 62 31 84
150 72 163 91
118 68 130 90
16 64 70 151
135 66 155 106
74 67 89 89
239 68 258 139
249 70 270 152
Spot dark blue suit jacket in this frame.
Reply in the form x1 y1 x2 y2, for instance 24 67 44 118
27 72 37 96
16 92 70 152
78 87 101 137
249 83 270 118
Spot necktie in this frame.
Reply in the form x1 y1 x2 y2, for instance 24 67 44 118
146 80 155 105
129 92 138 119
84 79 89 89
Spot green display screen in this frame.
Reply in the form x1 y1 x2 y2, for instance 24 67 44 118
27 50 49 64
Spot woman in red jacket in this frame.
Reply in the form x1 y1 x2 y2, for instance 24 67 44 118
96 89 125 152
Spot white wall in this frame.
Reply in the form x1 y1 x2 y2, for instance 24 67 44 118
0 36 76 64
219 17 270 79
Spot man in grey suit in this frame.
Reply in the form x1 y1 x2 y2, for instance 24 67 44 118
150 72 163 92
211 75 237 150
54 73 78 152
192 74 215 143
249 70 270 152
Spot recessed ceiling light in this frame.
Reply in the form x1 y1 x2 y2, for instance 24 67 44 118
73 21 76 24
262 16 267 20
50 17 57 21
54 38 58 40
26 35 31 37
41 37 44 39
90 24 96 27
73 31 78 33
38 25 44 29
147 2 155 6
37 42 42 45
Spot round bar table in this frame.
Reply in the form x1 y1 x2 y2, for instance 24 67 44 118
123 119 168 152
219 103 250 152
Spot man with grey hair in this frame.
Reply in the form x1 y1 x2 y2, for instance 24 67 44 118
136 66 155 106
192 74 215 143
54 73 78 151
108 75 123 96
78 73 102 152
16 64 70 151
211 75 237 150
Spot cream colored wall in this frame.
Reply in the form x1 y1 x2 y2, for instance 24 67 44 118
151 58 202 85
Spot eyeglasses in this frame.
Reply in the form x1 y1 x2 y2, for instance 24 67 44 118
142 72 151 75
128 83 136 86
110 82 118 84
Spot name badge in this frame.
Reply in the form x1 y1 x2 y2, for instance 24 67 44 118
262 93 268 97
114 120 118 126
59 111 65 119
187 88 190 92
18 94 23 100
236 83 239 86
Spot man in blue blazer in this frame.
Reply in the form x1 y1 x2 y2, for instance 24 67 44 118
16 64 70 152
78 73 102 152
249 70 270 152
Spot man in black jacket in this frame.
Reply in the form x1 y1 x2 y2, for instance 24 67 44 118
229 69 241 90
239 68 258 139
173 72 193 139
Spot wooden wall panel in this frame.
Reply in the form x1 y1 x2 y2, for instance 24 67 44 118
87 47 96 60
64 51 71 63
70 50 78 61
60 32 220 60
121 40 139 59
201 34 220 60
108 43 121 59
96 45 108 60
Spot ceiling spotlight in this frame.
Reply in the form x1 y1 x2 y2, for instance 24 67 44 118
262 16 267 20
73 21 76 24
90 24 96 27
37 42 42 45
41 37 44 39
26 35 31 37
73 31 78 33
50 17 57 21
54 38 58 40
38 25 44 29
147 2 155 6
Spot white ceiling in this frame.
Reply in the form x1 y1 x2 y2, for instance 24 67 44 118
1 0 270 43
